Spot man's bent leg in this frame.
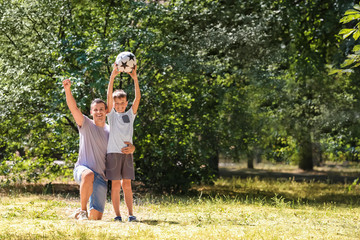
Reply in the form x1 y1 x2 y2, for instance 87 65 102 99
80 170 94 211
89 209 103 220
121 179 133 216
88 172 107 220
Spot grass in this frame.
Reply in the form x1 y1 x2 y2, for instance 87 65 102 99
0 177 359 240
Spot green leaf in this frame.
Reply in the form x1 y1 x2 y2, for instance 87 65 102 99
347 54 359 59
328 69 341 75
344 9 360 15
352 62 360 68
341 58 356 68
339 28 356 39
354 4 360 11
342 69 354 73
340 14 360 24
353 45 360 51
354 30 360 40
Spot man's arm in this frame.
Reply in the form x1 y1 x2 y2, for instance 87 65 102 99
63 79 84 127
128 66 141 114
121 141 135 154
107 63 121 114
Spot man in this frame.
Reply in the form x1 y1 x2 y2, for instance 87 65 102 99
63 79 135 220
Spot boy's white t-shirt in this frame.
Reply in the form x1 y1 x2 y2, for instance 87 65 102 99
107 107 136 154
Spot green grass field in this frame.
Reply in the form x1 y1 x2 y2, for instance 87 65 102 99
0 176 359 240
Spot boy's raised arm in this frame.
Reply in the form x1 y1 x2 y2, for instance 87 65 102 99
128 66 141 115
107 63 120 113
62 79 84 127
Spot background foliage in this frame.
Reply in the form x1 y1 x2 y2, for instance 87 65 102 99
0 0 359 192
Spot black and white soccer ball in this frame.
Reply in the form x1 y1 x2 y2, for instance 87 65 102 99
115 52 136 73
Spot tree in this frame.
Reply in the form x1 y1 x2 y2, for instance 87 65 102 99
0 0 219 191
336 3 360 71
269 0 354 170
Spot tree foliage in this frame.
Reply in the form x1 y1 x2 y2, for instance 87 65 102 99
1 0 360 191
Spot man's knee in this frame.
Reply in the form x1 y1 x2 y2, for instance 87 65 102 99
81 170 94 184
89 209 103 220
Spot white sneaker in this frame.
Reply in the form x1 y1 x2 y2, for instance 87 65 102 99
69 208 81 219
77 210 88 221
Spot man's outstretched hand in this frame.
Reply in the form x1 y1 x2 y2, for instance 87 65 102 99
122 142 135 154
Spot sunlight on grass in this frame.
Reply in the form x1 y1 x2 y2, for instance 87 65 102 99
0 178 359 239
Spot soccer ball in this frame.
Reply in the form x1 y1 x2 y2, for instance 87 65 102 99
115 52 136 73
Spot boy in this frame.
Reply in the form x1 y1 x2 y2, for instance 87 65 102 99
106 63 141 222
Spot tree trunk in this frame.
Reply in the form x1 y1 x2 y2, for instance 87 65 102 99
209 149 219 177
255 146 262 164
247 149 254 169
298 132 313 170
312 142 322 167
247 156 254 169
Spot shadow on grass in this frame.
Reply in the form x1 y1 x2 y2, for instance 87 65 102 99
140 219 179 225
0 182 80 197
210 164 360 207
220 167 359 184
1 164 359 208
203 188 359 205
189 182 360 207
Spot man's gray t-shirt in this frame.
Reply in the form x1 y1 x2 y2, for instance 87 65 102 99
107 108 136 153
75 115 110 179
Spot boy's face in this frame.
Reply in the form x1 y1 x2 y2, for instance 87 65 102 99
90 102 107 124
114 97 128 113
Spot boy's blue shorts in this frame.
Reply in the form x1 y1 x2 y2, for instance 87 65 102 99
73 165 107 213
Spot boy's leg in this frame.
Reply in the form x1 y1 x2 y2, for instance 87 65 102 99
121 179 133 216
111 180 122 217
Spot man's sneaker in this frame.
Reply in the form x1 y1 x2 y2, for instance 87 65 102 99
128 216 137 222
77 210 88 221
69 208 81 219
114 216 122 222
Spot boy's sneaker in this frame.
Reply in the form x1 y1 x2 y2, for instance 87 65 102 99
69 208 81 219
128 216 137 222
77 210 88 221
114 216 122 222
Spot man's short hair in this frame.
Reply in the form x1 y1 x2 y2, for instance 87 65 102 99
113 89 127 100
91 98 107 109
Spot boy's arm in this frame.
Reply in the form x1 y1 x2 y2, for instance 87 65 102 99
62 79 84 127
107 63 120 113
128 66 141 115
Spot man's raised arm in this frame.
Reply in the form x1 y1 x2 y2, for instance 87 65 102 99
63 79 84 127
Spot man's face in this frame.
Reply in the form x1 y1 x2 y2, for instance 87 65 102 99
90 103 107 123
114 97 128 113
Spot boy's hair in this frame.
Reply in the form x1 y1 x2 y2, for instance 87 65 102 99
113 89 127 100
91 98 108 109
